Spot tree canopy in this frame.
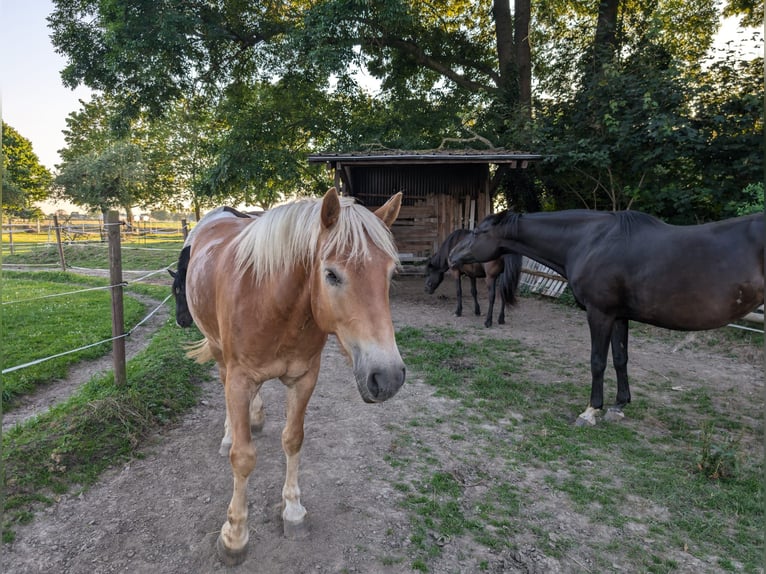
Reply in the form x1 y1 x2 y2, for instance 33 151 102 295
48 0 763 222
2 122 53 218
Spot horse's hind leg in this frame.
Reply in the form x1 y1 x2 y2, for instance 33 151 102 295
470 276 481 316
604 319 630 422
280 366 319 539
498 288 506 325
454 277 463 316
218 365 233 456
250 391 265 433
484 277 497 328
217 373 258 566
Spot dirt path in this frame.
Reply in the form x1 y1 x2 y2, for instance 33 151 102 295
2 276 762 573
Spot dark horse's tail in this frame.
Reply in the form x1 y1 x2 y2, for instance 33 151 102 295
500 253 523 306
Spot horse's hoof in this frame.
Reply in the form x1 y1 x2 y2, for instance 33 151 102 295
604 408 625 423
575 415 596 427
484 321 492 328
498 318 505 325
216 535 248 566
283 517 310 540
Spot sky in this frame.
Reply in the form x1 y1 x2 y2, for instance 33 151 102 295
0 1 762 213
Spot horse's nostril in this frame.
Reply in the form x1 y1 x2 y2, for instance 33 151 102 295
367 373 381 399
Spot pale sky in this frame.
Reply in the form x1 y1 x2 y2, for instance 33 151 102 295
0 1 761 212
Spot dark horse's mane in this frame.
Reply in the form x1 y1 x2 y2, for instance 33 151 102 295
615 210 664 236
495 209 665 238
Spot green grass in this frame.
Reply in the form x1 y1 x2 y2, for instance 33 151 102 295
2 271 163 406
390 324 764 573
2 319 211 543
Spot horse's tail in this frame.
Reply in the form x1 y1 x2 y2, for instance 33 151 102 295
186 338 214 363
500 253 523 306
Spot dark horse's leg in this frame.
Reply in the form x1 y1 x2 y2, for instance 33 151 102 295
484 276 497 328
470 276 481 316
576 308 614 426
454 275 463 316
604 318 631 421
497 280 506 325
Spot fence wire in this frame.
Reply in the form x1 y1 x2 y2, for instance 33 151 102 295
2 261 178 375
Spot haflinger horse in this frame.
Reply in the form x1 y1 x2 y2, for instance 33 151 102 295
425 229 522 327
449 209 764 426
184 188 406 565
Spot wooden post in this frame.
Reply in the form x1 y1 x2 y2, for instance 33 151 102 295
8 218 14 255
52 214 67 271
107 210 127 386
181 218 188 240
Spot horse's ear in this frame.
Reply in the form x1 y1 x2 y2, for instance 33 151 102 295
168 269 177 279
374 192 403 228
321 187 341 229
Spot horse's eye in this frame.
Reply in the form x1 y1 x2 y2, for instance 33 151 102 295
325 269 341 286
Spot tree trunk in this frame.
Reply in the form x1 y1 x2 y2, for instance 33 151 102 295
514 0 532 115
592 0 620 74
494 0 515 95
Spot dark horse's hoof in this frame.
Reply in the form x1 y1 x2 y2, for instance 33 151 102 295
216 535 248 567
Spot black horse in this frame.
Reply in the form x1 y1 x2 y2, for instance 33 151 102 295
425 229 521 328
169 245 194 327
169 206 257 328
449 209 764 425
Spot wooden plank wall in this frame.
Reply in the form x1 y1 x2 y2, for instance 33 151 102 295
389 190 491 258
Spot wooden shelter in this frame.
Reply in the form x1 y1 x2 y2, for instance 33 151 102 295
308 149 542 259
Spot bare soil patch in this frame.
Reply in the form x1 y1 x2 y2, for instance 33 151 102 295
2 275 762 573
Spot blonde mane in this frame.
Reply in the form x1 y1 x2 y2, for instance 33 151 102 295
232 196 400 281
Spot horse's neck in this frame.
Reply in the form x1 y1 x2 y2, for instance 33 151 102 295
504 214 594 274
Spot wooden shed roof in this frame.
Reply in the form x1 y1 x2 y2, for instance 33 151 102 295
308 149 543 166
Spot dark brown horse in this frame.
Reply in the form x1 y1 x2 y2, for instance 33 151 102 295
184 188 405 564
449 209 764 426
425 229 521 327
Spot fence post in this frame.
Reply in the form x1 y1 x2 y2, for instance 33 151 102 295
8 217 14 255
107 210 127 386
52 214 67 271
181 218 188 240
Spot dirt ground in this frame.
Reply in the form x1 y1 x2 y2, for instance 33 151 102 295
2 275 763 574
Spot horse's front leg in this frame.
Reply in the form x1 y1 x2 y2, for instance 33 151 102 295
484 276 497 328
217 373 260 566
280 365 319 539
576 309 614 427
604 318 630 422
220 387 265 456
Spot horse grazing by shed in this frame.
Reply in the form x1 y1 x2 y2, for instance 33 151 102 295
449 209 764 426
184 188 406 564
425 229 522 327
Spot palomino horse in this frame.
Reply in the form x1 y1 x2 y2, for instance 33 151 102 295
425 229 522 327
169 206 256 328
449 209 764 426
184 188 406 564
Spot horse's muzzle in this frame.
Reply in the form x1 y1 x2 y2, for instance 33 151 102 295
353 349 406 403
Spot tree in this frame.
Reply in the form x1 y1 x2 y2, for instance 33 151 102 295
55 141 146 219
2 122 52 218
48 1 760 220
